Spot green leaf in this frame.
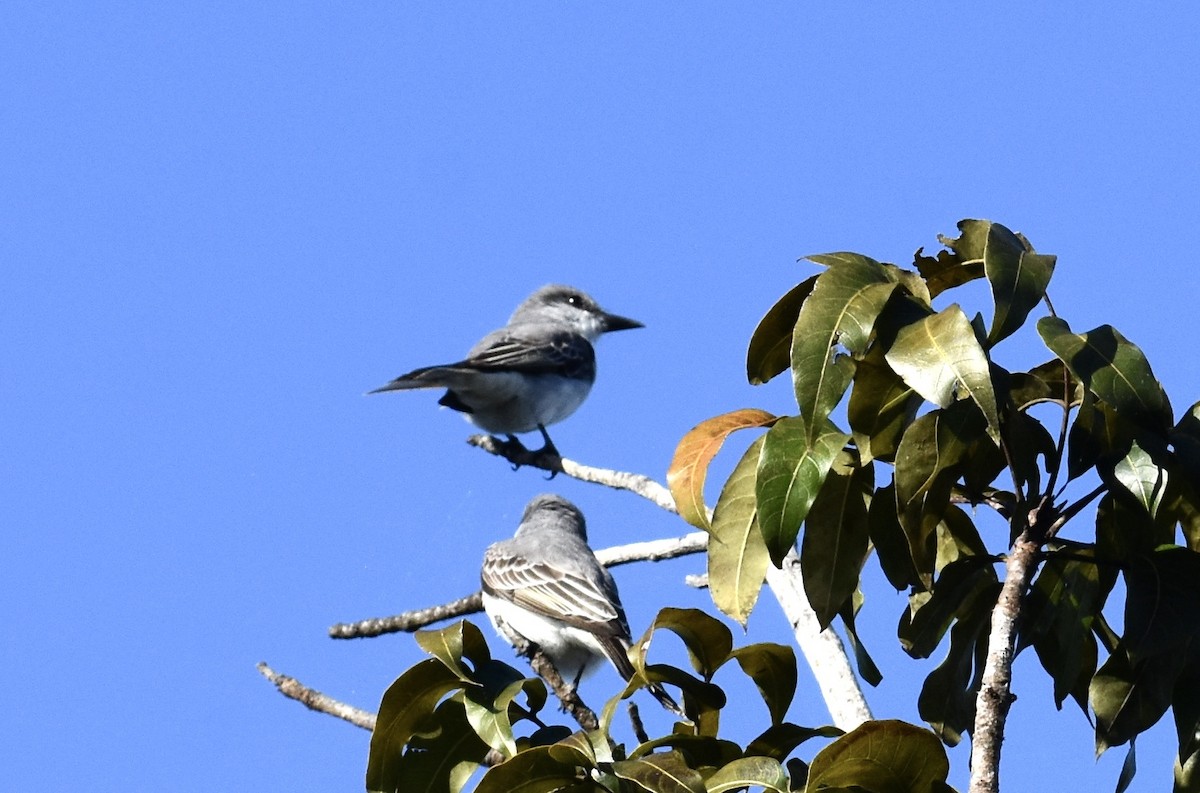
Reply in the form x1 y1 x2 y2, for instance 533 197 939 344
1172 651 1200 773
367 659 467 792
474 745 592 793
629 735 743 770
848 345 920 464
899 558 999 659
704 757 789 793
867 481 921 591
894 402 991 586
839 592 883 687
669 409 778 530
415 619 493 681
1068 391 1137 481
791 254 902 431
756 416 850 567
461 661 533 758
917 597 991 745
1003 408 1057 497
1038 317 1172 434
1008 359 1081 411
884 303 1001 445
1092 646 1186 754
638 607 733 682
611 751 706 793
747 276 818 385
806 720 950 791
974 220 1056 346
745 723 843 761
709 435 771 626
1113 441 1169 519
1123 548 1200 662
385 698 491 793
729 643 798 726
915 229 986 298
800 455 872 628
1020 553 1103 710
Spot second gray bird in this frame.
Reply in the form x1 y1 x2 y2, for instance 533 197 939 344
370 284 642 456
481 493 683 716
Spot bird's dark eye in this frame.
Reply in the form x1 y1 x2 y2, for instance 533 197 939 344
566 294 581 306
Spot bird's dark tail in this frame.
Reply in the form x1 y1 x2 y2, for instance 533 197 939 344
601 636 686 718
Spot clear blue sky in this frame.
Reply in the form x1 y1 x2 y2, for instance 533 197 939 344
4 3 1198 791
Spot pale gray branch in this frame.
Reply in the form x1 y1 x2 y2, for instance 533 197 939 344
329 532 707 639
257 662 376 731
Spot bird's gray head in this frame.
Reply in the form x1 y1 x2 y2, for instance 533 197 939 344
509 285 643 342
517 493 588 539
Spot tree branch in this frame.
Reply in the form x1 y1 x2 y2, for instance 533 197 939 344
257 662 377 731
968 528 1042 793
491 615 600 732
328 533 707 639
467 434 676 511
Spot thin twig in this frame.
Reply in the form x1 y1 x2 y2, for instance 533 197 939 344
329 533 707 639
257 662 377 731
468 434 676 511
491 615 599 732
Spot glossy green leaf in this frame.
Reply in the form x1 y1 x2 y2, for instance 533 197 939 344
800 456 872 629
914 231 985 298
1123 547 1200 662
638 607 733 682
884 303 1001 445
461 661 532 758
415 619 493 682
747 276 818 385
917 595 991 746
745 723 843 761
756 415 850 567
669 409 778 530
1096 494 1174 597
367 659 467 792
1114 441 1169 519
1038 317 1172 434
933 505 989 572
899 558 999 660
848 345 920 464
1008 359 1081 411
973 220 1056 346
894 402 991 585
1177 748 1200 793
1092 646 1186 754
1068 391 1138 481
709 435 771 626
1020 553 1103 710
628 734 743 768
729 643 797 726
791 254 901 431
474 745 591 793
867 482 921 591
384 698 490 793
1002 408 1057 497
704 756 789 793
839 592 883 687
806 719 950 792
611 750 706 793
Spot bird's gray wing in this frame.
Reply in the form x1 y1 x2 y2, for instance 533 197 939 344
461 326 595 379
481 544 628 639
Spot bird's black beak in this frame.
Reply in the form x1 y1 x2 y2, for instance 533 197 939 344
601 312 644 333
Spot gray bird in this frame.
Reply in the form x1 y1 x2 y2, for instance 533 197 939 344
370 285 643 456
481 493 683 716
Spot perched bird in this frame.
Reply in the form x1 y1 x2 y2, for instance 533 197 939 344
370 284 642 456
481 493 683 716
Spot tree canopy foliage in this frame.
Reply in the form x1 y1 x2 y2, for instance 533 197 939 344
361 220 1200 793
